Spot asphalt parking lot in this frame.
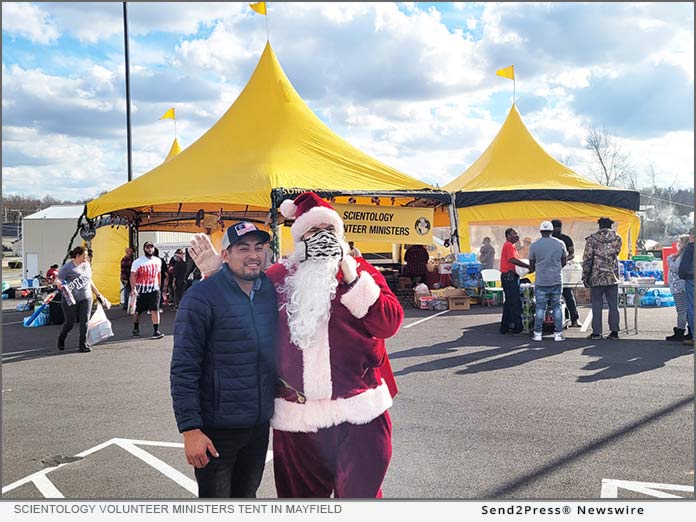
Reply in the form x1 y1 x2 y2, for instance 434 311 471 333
2 300 693 500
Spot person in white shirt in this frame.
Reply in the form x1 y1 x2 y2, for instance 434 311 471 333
130 242 164 339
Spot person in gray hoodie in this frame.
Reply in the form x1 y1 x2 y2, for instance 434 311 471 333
582 217 623 340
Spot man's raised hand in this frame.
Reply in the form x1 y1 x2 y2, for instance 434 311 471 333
188 233 223 278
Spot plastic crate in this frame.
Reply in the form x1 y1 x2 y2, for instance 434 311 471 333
457 252 477 263
466 263 481 275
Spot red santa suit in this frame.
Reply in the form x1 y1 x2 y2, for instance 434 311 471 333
266 192 403 498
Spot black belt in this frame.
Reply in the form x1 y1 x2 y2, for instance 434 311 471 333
501 272 519 280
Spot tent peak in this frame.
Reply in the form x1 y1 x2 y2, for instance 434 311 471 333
444 101 615 193
86 39 433 220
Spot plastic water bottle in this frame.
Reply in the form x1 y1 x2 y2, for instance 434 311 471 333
61 280 76 306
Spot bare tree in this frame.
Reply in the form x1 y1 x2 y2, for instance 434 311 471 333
1 194 86 223
559 154 574 167
583 124 637 188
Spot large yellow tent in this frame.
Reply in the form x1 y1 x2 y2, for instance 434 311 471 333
444 104 640 259
86 42 449 239
89 136 184 304
90 226 128 304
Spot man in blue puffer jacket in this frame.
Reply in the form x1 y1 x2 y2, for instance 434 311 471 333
170 221 277 498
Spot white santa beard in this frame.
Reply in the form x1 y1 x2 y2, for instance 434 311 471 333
280 253 340 351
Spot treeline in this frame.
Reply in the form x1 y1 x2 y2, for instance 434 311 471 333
2 186 691 243
1 194 90 224
639 186 694 242
640 186 694 209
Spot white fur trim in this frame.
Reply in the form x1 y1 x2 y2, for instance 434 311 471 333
340 271 381 319
279 199 297 219
290 206 344 241
301 319 333 400
271 381 393 433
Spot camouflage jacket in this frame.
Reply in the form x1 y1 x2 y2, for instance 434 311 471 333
582 229 622 287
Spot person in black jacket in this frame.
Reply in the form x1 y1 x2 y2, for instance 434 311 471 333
169 249 188 308
170 221 277 498
678 227 694 346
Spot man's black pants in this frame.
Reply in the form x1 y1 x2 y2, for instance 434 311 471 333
174 281 186 307
500 273 522 333
562 287 579 322
195 422 270 498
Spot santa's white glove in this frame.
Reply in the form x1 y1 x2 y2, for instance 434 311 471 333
188 233 222 278
340 254 359 286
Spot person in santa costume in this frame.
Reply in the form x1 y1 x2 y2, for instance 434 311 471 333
188 191 403 498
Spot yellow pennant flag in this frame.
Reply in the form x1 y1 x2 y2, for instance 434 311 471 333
496 65 515 81
249 2 267 15
160 107 176 120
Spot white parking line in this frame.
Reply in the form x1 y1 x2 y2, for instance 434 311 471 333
601 478 694 498
403 310 450 329
114 439 198 495
2 438 117 495
33 475 65 498
580 312 592 332
3 349 46 361
2 348 44 356
2 437 275 498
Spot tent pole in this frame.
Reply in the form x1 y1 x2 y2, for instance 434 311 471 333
123 2 134 250
123 2 133 185
447 196 461 257
270 189 280 263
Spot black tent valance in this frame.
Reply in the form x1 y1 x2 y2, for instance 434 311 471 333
454 189 640 211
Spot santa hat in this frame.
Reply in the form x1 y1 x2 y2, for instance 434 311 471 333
279 191 344 242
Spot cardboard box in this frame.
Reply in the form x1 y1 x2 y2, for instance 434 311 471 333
419 296 436 310
448 296 470 310
442 287 468 298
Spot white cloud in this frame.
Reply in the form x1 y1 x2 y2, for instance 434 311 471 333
173 20 261 77
2 126 119 199
2 2 693 201
2 3 60 44
31 2 243 44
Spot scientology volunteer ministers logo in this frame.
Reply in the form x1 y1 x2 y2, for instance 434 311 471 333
415 217 431 235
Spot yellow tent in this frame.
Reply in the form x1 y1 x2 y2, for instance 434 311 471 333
164 137 182 162
90 226 129 304
444 104 640 260
86 42 449 237
90 137 183 304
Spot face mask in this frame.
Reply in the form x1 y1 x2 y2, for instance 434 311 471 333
303 229 342 261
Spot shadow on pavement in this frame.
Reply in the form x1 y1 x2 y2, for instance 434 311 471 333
577 342 694 382
2 307 177 364
393 314 693 382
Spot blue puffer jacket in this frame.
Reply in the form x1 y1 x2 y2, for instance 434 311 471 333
170 264 277 432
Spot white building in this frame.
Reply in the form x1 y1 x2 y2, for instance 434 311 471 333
22 205 193 279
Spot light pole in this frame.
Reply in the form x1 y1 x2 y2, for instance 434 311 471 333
123 2 136 250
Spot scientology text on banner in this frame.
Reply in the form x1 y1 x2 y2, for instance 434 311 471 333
334 203 434 245
1 500 695 521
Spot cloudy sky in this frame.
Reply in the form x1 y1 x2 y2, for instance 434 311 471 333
2 2 693 202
